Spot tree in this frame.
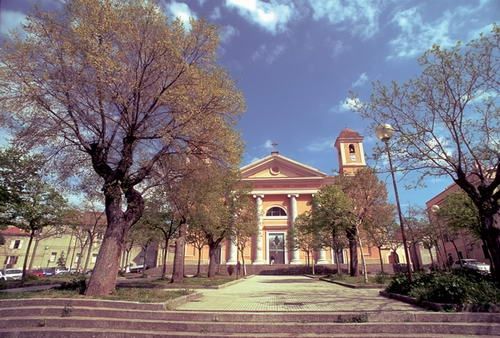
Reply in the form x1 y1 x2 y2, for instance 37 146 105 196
186 224 208 277
364 204 396 273
140 190 181 279
290 212 319 274
358 27 500 280
232 195 258 277
129 221 157 277
0 0 244 295
0 148 67 282
437 192 489 263
313 185 353 275
188 165 241 278
336 168 392 281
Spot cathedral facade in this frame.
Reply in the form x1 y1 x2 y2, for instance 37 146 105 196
183 128 385 267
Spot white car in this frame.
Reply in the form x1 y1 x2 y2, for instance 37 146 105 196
452 259 491 273
3 269 23 280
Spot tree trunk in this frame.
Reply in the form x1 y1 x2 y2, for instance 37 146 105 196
335 250 341 275
142 244 148 278
196 247 202 277
69 241 77 271
22 230 35 282
83 237 93 273
125 250 130 270
346 227 359 276
242 253 247 276
356 225 368 283
311 251 315 275
85 184 143 296
207 244 218 278
161 238 169 279
85 212 127 295
171 222 187 283
28 238 40 270
378 246 385 274
483 215 500 282
428 247 434 268
66 231 73 268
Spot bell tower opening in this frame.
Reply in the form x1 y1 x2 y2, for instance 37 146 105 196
334 129 366 175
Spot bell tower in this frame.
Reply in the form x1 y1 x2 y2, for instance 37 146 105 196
334 128 366 175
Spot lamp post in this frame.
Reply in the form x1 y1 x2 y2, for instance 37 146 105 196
376 124 413 281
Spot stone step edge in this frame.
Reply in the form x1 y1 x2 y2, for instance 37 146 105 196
2 307 500 323
0 328 491 338
0 292 202 311
3 316 500 327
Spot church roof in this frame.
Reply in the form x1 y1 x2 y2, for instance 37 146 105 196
240 152 328 179
338 128 363 139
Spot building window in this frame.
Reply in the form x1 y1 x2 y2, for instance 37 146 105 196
266 207 287 217
4 256 18 266
75 253 81 263
12 240 22 249
91 254 98 264
49 252 57 262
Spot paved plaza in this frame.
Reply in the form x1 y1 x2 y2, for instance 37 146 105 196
176 275 424 312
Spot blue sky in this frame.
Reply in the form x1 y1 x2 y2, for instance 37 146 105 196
0 0 498 210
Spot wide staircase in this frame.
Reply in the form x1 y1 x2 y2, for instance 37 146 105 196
0 298 499 337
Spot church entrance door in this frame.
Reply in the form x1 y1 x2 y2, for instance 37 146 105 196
268 233 285 264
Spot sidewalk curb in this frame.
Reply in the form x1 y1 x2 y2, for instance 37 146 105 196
319 277 384 289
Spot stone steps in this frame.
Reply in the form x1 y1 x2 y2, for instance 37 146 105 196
2 298 499 337
1 306 500 323
1 317 499 335
0 328 494 338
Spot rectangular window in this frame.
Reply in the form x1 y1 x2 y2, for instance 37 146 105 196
4 256 18 265
49 252 57 262
75 253 81 263
10 240 22 249
91 253 98 264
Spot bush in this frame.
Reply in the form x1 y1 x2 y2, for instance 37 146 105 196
386 273 412 295
374 272 390 284
57 277 86 295
25 274 40 281
386 270 500 305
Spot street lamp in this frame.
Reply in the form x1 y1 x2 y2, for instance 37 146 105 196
376 124 413 281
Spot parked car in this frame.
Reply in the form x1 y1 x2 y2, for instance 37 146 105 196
452 259 491 273
28 269 45 278
127 265 147 273
55 267 71 275
42 267 56 276
3 269 23 280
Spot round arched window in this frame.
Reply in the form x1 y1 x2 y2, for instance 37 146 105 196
266 207 287 217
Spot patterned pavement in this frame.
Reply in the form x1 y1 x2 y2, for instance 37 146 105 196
176 275 424 312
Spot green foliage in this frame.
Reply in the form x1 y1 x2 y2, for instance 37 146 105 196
438 192 481 238
57 277 87 295
57 252 66 268
374 272 390 284
387 271 500 305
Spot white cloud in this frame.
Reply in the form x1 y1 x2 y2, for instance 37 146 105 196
326 38 348 58
263 139 274 149
352 72 368 88
389 2 493 59
307 0 384 39
0 10 26 37
219 25 239 43
332 97 363 113
210 7 222 20
225 0 296 34
165 1 197 29
306 138 332 152
252 43 286 64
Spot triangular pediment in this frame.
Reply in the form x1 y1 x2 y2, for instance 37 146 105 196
240 154 327 179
